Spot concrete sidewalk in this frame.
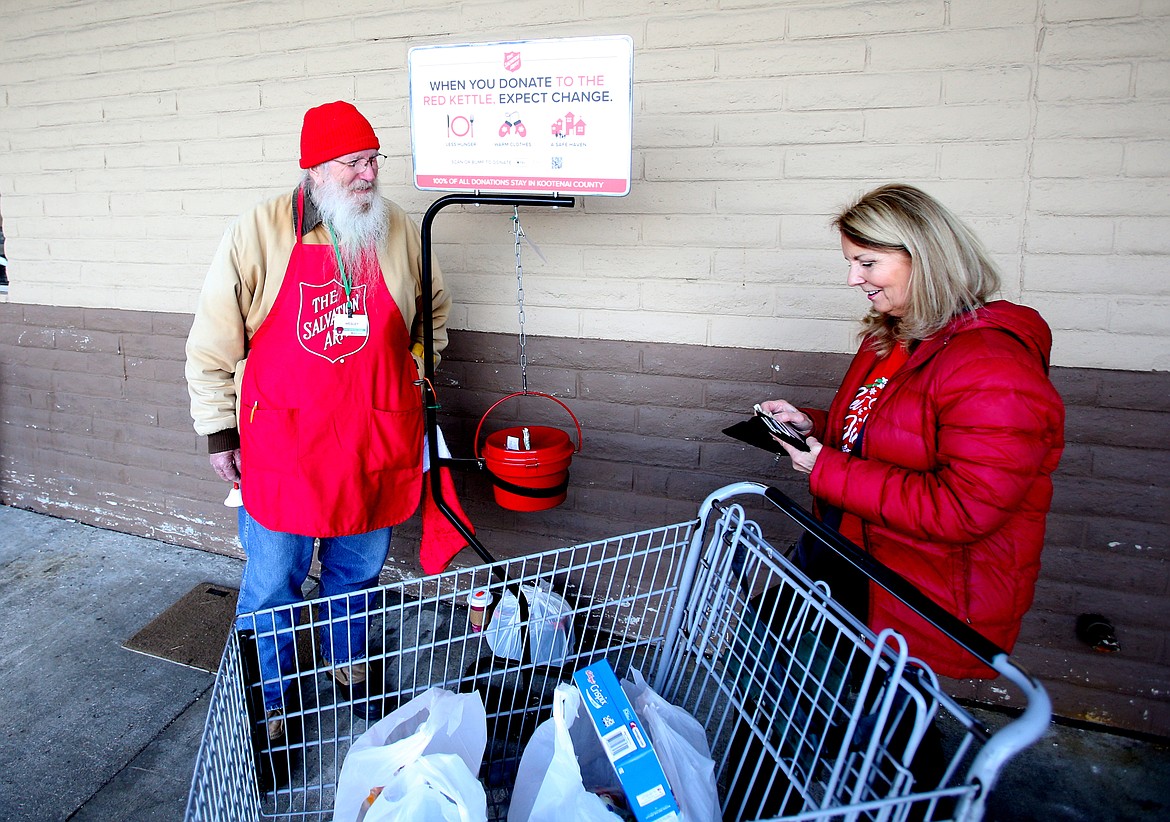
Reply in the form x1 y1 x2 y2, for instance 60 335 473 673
0 502 1167 821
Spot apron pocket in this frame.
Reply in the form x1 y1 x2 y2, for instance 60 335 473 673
241 406 299 473
367 407 423 472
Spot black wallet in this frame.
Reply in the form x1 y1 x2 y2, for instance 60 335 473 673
723 413 811 453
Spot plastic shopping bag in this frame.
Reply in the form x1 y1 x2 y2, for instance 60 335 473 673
508 684 622 822
361 754 485 822
332 688 488 822
484 581 575 665
624 669 721 822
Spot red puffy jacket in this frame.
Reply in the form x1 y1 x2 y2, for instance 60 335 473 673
806 301 1065 679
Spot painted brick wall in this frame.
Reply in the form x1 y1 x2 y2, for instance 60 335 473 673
1 1 1169 369
2 303 1167 736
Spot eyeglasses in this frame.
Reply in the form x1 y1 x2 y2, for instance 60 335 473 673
331 153 386 172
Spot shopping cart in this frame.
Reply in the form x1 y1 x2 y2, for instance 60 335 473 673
186 481 1051 822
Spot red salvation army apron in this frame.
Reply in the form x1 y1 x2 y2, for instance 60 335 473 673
238 186 423 536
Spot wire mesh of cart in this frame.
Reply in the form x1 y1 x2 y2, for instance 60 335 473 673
186 481 1051 822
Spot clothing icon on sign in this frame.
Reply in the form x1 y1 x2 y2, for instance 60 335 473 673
499 112 527 137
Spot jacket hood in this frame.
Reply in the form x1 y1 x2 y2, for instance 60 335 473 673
929 300 1054 373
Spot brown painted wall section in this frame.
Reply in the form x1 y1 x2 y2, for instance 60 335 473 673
1 303 1167 736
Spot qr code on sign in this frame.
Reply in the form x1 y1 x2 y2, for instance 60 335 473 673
551 156 563 170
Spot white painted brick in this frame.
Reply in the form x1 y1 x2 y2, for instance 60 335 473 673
584 310 710 346
714 181 845 217
108 191 185 217
716 110 865 146
865 103 1032 143
6 172 74 198
1031 180 1170 216
1111 298 1170 335
1030 140 1125 178
782 213 844 251
939 142 1030 179
645 147 781 182
640 77 785 115
101 92 179 121
175 30 262 63
710 314 856 355
179 85 261 115
642 214 779 248
251 18 355 53
635 114 716 148
1044 0 1144 24
715 248 844 287
104 143 181 169
212 52 310 85
584 246 712 280
1125 141 1170 177
586 181 714 214
1050 330 1168 370
1135 61 1170 98
949 0 1039 28
944 67 1034 104
646 9 787 48
786 72 941 111
783 145 938 179
584 0 715 16
1037 64 1134 102
1035 101 1170 139
1116 217 1170 254
313 44 411 81
1042 19 1170 62
6 58 107 102
100 41 178 74
788 0 943 39
909 180 1028 219
261 78 362 110
869 27 1038 72
0 0 1167 373
16 146 106 173
1032 293 1112 331
641 280 776 316
1025 216 1115 254
457 0 584 30
635 48 717 83
717 39 865 78
31 100 105 127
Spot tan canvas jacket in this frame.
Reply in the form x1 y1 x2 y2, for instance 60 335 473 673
185 186 450 452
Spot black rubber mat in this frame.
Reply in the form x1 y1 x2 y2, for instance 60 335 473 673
123 582 238 672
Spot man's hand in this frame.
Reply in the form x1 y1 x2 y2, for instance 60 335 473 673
209 449 242 483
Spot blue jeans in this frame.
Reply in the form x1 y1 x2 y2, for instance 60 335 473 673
234 506 392 710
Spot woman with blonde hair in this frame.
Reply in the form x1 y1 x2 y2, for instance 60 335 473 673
758 183 1064 679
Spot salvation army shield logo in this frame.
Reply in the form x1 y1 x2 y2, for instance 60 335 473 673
504 51 521 73
298 279 368 363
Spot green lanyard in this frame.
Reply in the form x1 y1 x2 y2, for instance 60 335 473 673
326 224 354 316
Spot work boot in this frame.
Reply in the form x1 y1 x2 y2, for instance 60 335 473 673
326 657 387 721
238 629 303 793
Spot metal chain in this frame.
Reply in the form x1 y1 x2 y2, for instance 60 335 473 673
512 206 528 393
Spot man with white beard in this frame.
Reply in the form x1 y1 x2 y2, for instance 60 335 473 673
185 101 451 774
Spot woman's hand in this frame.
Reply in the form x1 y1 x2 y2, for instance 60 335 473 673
780 436 822 475
758 399 814 436
757 399 821 474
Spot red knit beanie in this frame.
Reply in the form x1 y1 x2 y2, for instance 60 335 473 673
299 101 380 169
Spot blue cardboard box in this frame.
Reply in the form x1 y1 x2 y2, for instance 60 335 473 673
572 660 681 822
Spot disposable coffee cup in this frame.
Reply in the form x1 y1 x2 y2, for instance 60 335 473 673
467 589 493 632
224 482 242 508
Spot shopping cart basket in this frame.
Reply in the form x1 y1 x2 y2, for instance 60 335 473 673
186 481 1050 822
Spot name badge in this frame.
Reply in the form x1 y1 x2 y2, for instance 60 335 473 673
333 312 370 337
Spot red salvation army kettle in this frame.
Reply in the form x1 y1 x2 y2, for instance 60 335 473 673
474 391 582 512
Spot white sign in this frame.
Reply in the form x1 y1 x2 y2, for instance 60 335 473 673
408 35 633 196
